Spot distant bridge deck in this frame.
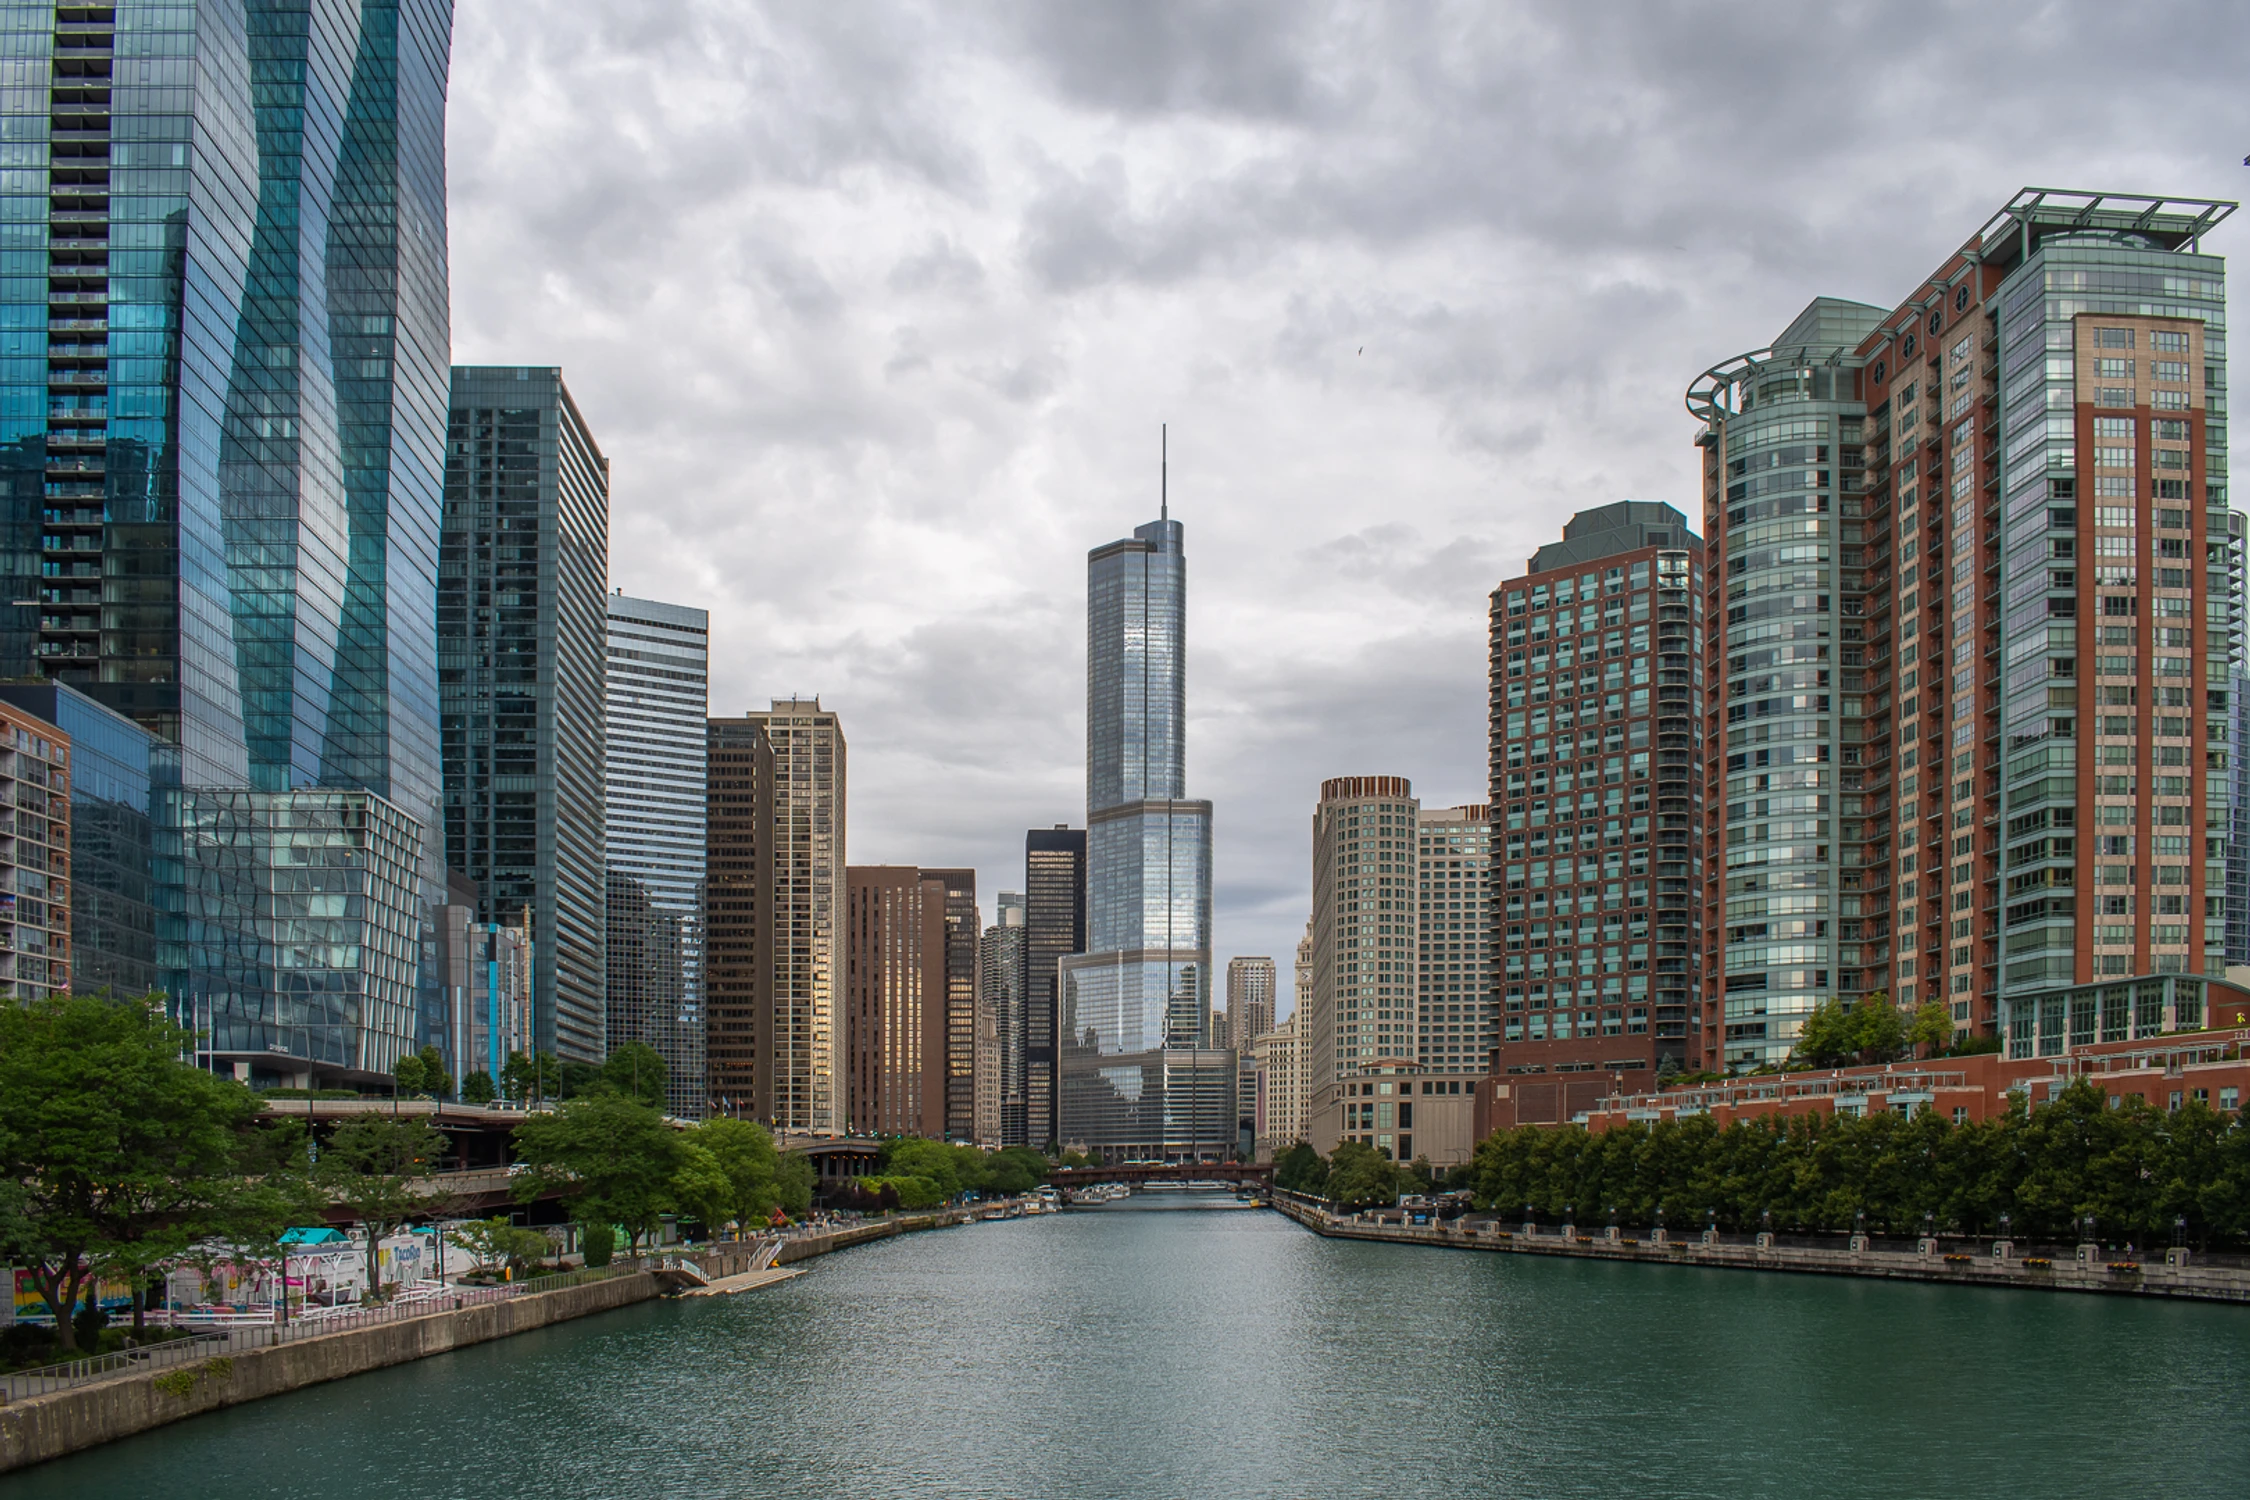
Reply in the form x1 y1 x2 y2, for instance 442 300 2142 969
1049 1163 1272 1187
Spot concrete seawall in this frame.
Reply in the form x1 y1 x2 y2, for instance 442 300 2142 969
1275 1198 2250 1305
0 1209 976 1475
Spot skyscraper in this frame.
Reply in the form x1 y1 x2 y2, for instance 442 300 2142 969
1225 956 1278 1046
844 865 946 1138
704 716 775 1118
983 892 1027 1146
1489 504 1705 1092
929 866 979 1142
1306 776 1419 1102
1413 804 1493 1073
1058 508 1228 1162
1688 189 2238 1070
441 367 609 1064
743 698 845 1134
0 4 453 1083
1022 824 1085 1150
603 594 708 1118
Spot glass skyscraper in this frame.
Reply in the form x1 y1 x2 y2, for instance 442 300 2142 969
0 3 451 1084
604 593 707 1117
1059 514 1230 1161
439 366 609 1065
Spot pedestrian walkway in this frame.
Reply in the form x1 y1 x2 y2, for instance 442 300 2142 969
681 1266 803 1297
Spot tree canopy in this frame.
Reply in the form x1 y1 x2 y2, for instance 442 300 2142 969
512 1091 687 1252
0 994 263 1350
317 1114 449 1298
1469 1080 2250 1245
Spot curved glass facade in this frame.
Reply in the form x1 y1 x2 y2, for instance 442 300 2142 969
0 4 451 1083
1691 300 1882 1067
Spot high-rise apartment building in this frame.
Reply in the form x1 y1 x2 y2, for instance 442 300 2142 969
1488 504 1706 1086
742 699 845 1133
1059 512 1230 1161
0 681 154 999
603 594 708 1118
1413 806 1492 1073
1305 776 1419 1116
441 367 609 1064
1022 824 1085 1150
1689 190 2238 1069
1226 956 1277 1048
0 701 69 999
843 866 946 1138
983 892 1027 1146
704 717 774 1117
0 4 453 1082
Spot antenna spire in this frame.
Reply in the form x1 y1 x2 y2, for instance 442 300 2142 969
1161 423 1168 521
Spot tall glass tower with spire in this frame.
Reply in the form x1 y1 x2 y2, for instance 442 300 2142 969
1059 475 1233 1161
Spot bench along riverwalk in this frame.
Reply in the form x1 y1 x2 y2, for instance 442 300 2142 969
1272 1193 2250 1304
0 1208 977 1475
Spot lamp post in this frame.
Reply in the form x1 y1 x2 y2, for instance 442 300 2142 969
2174 1214 2188 1249
2083 1212 2097 1247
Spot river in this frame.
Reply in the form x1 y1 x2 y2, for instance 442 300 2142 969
9 1193 2250 1498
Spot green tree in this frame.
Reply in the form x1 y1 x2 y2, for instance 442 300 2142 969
1791 1000 1857 1068
416 1044 452 1099
883 1138 964 1200
1325 1141 1408 1209
511 1092 687 1253
1852 1000 1907 1065
1273 1141 1327 1195
688 1118 802 1227
223 1116 333 1329
460 1071 496 1105
983 1147 1050 1196
598 1042 668 1110
668 1141 734 1234
1908 1000 1955 1058
449 1217 550 1279
0 994 261 1351
502 1049 560 1104
393 1052 428 1095
316 1114 449 1299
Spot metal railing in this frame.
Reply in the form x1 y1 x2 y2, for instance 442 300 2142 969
0 1260 658 1402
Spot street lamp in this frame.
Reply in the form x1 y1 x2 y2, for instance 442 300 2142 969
2083 1212 2097 1246
2174 1214 2188 1249
1998 1210 2011 1243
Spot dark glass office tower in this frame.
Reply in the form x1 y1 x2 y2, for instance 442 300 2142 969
0 3 452 1084
440 368 609 1063
1059 514 1229 1162
1022 824 1084 1151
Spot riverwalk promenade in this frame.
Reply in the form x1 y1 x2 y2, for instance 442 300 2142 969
1273 1193 2250 1304
0 1208 978 1475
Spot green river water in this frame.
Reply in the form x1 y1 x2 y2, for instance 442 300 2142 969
7 1194 2248 1498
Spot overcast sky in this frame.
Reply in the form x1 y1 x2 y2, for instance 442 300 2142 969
448 2 2245 1018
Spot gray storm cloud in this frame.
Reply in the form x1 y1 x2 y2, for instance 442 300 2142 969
449 0 2245 1007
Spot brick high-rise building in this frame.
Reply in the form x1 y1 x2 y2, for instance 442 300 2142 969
704 717 775 1118
843 866 947 1138
1687 188 2238 1070
1488 504 1706 1101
